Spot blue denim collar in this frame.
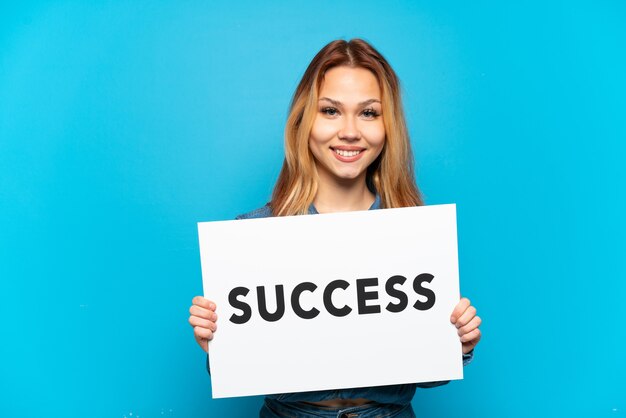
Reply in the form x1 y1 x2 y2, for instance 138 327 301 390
307 194 381 214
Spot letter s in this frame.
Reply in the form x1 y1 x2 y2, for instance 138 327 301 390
413 273 436 311
229 286 252 324
385 275 408 313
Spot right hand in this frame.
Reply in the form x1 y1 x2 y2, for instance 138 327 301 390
188 296 218 353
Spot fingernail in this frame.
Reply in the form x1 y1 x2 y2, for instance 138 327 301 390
209 303 215 310
450 316 456 323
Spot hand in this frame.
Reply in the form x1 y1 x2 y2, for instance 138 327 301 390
450 297 481 354
188 296 218 353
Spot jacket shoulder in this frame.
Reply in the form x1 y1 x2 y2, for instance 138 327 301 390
235 204 273 220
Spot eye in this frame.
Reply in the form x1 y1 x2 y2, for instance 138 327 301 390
321 107 339 117
361 108 380 119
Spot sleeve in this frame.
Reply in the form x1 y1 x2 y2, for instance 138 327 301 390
415 380 450 388
462 349 474 366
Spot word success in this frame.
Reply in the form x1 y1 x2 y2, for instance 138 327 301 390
228 274 436 324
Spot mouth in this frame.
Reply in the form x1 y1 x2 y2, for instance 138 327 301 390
330 146 366 162
333 149 363 157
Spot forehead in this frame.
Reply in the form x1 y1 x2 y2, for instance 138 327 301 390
319 66 381 99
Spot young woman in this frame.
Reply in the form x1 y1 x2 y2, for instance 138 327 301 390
189 38 482 418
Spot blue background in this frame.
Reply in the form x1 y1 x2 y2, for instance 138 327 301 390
1 1 624 417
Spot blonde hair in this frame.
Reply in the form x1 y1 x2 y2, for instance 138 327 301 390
271 39 423 216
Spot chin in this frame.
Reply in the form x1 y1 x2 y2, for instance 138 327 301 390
316 160 367 184
333 170 364 181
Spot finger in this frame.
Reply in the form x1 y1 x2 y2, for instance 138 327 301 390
194 326 214 341
456 306 477 328
192 296 216 311
188 316 217 332
196 335 209 353
458 315 481 336
189 305 218 321
462 337 479 354
462 329 482 353
450 297 470 323
460 328 481 344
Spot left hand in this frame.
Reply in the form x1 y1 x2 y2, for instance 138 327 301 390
450 297 482 354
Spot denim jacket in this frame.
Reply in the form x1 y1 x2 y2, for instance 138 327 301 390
207 196 474 405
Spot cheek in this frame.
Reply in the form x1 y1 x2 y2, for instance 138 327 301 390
310 118 337 144
364 123 386 149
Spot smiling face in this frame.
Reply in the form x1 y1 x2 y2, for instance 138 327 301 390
308 66 385 188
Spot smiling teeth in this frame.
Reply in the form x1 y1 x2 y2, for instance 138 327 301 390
335 149 361 157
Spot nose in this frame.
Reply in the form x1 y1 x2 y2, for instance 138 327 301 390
338 116 361 141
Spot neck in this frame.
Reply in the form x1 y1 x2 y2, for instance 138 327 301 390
313 172 376 213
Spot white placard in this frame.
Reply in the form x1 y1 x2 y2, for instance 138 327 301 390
197 204 463 398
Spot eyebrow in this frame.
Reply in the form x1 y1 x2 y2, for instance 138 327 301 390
319 97 381 107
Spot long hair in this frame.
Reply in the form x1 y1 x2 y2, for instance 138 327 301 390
271 39 423 216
